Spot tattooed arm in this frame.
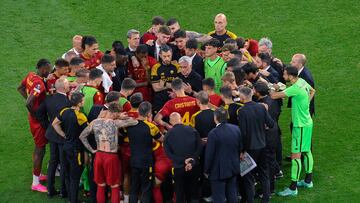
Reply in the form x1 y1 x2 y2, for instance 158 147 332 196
80 121 96 154
114 118 138 128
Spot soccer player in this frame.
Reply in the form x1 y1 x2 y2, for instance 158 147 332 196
147 26 177 61
166 18 212 43
202 78 223 107
67 57 85 82
185 38 205 78
150 45 179 113
79 102 138 203
256 52 280 84
220 86 243 125
46 58 69 95
36 77 71 197
173 29 188 57
177 56 203 94
204 38 227 93
126 102 164 203
154 78 199 129
18 58 51 193
119 78 137 112
96 54 116 94
242 62 269 86
52 92 88 203
208 13 237 45
128 44 157 102
164 112 203 203
128 93 143 118
69 68 90 93
80 36 104 69
271 66 315 197
140 16 165 44
80 68 104 115
62 35 83 58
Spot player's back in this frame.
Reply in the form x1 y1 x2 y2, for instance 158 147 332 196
161 96 199 126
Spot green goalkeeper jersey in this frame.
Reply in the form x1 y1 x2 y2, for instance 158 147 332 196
204 56 227 94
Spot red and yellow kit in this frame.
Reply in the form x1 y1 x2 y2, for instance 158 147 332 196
80 51 104 70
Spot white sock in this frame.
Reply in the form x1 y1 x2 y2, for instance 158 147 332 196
32 175 40 186
124 194 129 203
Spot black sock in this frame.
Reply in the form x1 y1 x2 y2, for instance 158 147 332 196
305 173 313 183
289 181 297 190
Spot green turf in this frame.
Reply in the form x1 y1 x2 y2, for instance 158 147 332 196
0 0 359 202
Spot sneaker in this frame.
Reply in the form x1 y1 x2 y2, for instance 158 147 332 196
39 174 47 182
31 184 48 193
277 188 298 197
275 170 284 179
297 180 313 188
203 196 213 202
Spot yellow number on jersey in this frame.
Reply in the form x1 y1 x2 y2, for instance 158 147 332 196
182 112 191 126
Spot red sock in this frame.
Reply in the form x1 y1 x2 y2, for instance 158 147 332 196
111 187 119 203
97 186 106 203
33 168 41 176
153 185 163 203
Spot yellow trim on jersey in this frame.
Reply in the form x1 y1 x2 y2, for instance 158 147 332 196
144 120 160 137
74 110 88 126
208 30 216 35
151 63 161 77
152 141 161 151
59 107 69 116
190 110 202 128
226 30 237 39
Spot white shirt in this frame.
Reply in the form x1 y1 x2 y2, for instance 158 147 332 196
155 41 161 61
189 53 196 63
61 48 80 59
265 65 271 71
128 46 136 52
298 66 304 76
96 65 116 93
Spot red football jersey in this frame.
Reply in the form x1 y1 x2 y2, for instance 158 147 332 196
128 56 157 83
141 32 157 44
80 51 104 70
46 74 60 95
209 93 223 107
159 96 199 126
21 72 47 113
127 110 139 119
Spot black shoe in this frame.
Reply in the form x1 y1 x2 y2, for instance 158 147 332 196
47 190 60 198
59 192 68 198
275 170 284 179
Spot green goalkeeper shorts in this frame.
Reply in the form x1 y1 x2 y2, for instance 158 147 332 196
291 124 313 153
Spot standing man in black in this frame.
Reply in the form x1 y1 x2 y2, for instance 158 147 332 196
177 56 203 95
52 92 88 203
204 107 242 203
36 77 71 198
185 39 205 78
164 112 203 203
237 87 274 203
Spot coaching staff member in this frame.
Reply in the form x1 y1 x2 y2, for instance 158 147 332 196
164 112 203 203
204 107 242 203
237 87 274 203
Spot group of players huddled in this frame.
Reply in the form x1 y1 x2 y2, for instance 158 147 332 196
18 13 316 203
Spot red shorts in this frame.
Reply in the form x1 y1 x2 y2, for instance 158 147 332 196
153 146 172 181
120 142 131 174
28 115 47 147
94 151 122 186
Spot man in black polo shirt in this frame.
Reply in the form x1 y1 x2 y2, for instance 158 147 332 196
164 112 203 203
208 13 237 45
52 92 88 203
220 86 243 125
150 45 179 113
36 77 71 198
237 87 274 203
125 102 163 203
177 56 203 95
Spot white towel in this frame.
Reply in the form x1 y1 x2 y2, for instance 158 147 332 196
96 65 116 93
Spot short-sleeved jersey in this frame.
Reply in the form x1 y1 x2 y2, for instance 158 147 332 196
208 30 237 45
284 78 313 127
57 107 88 149
159 96 199 126
223 102 243 125
151 62 179 112
127 110 139 119
81 85 104 115
80 51 104 70
21 72 47 112
190 109 216 138
119 96 132 113
209 93 223 107
204 56 227 94
128 56 157 83
126 120 162 168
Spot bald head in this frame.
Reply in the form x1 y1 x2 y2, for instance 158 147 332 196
169 112 182 125
72 35 83 53
291 54 307 69
214 13 227 33
55 76 70 93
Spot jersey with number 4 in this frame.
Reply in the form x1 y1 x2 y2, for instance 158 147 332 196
158 96 199 126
